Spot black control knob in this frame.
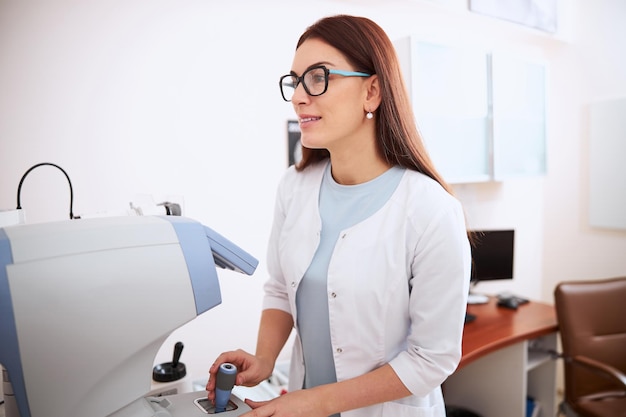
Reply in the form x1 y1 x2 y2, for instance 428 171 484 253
152 341 187 382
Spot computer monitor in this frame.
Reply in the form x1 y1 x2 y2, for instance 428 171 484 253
470 229 515 283
466 229 515 308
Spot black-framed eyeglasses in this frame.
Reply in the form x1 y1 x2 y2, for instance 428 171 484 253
279 65 371 102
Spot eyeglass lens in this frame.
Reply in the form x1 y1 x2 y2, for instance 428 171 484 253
280 67 328 102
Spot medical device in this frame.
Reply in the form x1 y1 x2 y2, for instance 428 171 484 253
0 215 258 417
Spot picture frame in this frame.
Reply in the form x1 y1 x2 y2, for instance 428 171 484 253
469 0 557 33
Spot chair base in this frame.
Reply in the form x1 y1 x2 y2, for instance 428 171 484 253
559 396 626 417
558 401 580 417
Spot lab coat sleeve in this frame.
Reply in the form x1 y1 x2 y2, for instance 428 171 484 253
389 198 471 397
262 168 292 315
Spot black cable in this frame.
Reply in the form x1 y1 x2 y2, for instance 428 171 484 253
16 162 76 219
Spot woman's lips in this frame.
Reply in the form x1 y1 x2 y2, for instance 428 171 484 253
299 115 321 128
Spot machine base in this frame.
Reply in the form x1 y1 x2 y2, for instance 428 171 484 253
110 391 251 417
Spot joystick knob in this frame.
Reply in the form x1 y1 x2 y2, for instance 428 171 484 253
152 341 187 382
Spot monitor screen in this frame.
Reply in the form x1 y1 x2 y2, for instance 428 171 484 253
470 229 514 282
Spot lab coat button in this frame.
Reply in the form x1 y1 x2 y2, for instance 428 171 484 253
336 348 343 353
291 281 296 288
330 292 337 298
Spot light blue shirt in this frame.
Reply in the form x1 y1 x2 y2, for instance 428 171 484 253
296 163 405 392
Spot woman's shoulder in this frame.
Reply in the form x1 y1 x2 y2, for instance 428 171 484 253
400 169 452 194
396 169 463 210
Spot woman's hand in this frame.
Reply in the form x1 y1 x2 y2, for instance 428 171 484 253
237 364 411 417
205 349 274 402
241 389 330 417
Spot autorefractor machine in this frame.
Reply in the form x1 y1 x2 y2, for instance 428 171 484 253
0 215 258 417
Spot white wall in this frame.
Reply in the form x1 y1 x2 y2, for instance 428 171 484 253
541 0 626 296
1 0 625 385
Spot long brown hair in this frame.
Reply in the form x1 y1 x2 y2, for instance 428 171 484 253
293 15 453 195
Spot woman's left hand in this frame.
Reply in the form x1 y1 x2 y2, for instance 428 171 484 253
241 389 330 417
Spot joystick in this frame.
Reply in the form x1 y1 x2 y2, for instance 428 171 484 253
152 341 187 383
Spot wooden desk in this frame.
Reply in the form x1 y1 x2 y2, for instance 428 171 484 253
444 298 558 417
460 297 557 368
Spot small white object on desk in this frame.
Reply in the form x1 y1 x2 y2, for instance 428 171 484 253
467 293 489 304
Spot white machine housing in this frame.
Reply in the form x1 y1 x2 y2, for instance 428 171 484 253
0 216 258 417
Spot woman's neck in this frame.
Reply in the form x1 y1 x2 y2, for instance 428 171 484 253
328 150 391 185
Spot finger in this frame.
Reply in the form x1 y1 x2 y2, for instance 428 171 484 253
244 398 269 409
205 385 215 401
209 358 226 375
206 373 217 394
207 353 240 386
210 352 247 375
206 373 216 388
235 373 248 387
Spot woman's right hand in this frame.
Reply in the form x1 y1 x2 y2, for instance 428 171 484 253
205 349 274 402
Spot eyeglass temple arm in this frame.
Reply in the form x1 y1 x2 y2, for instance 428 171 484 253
328 69 371 77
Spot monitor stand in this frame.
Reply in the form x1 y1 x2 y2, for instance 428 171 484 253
467 293 489 304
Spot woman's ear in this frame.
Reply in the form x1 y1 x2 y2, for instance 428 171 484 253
364 74 382 112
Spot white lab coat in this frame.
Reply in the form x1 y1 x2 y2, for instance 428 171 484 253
263 161 471 417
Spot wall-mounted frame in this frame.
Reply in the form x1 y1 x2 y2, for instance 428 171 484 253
287 120 302 167
469 0 557 33
491 53 547 179
589 97 626 231
409 41 492 183
396 37 546 183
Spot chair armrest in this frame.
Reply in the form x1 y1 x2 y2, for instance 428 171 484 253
571 355 626 388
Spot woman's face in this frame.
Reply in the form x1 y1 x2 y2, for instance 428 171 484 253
290 38 372 154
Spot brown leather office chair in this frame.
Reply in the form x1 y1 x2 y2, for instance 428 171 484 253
554 276 626 417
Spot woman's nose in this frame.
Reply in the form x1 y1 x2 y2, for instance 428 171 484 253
291 81 309 104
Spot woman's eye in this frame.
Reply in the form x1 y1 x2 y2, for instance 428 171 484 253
310 73 326 84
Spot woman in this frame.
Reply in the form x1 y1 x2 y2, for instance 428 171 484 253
207 14 471 417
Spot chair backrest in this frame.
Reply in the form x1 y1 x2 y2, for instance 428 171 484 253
554 276 626 403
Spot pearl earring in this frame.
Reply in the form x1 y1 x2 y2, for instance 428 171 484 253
366 111 373 120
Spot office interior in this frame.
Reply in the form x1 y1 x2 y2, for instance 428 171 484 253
0 0 625 415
